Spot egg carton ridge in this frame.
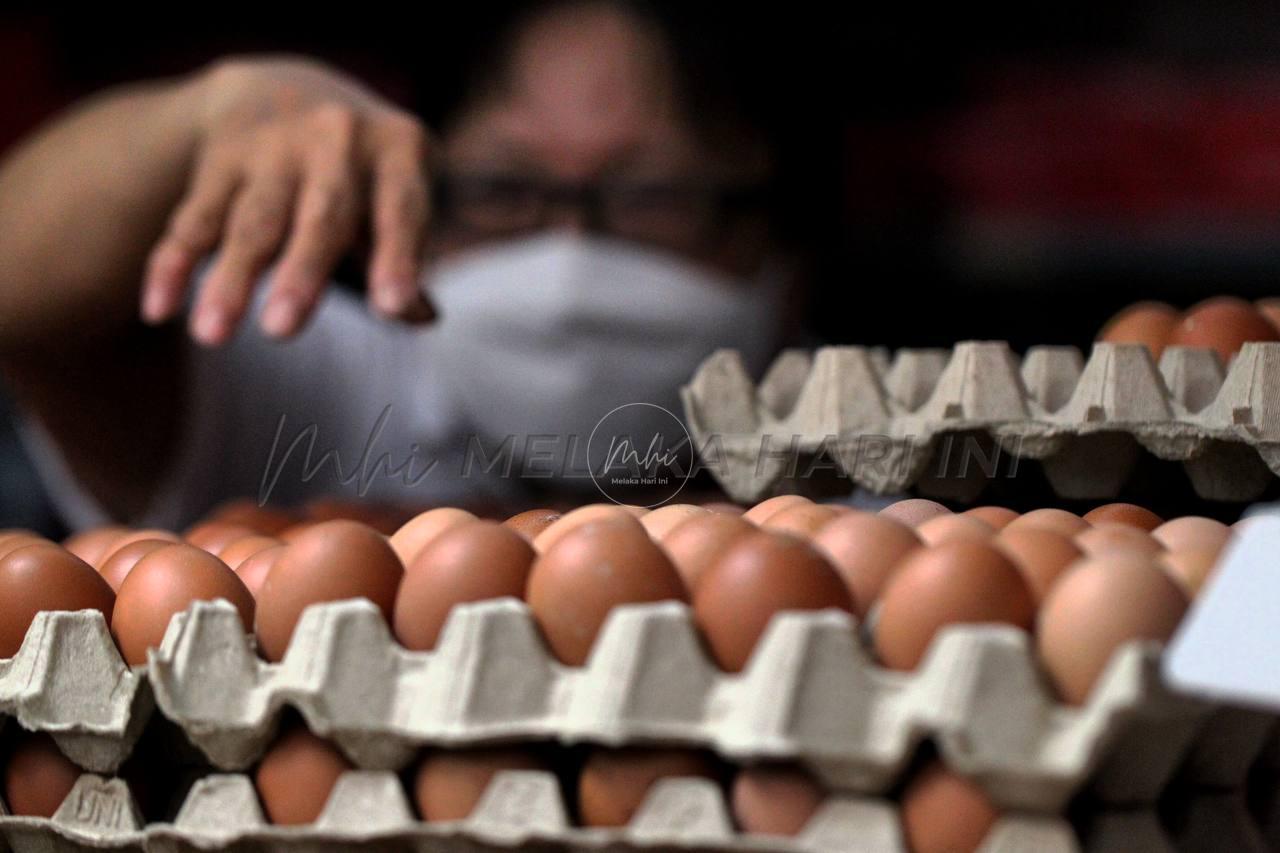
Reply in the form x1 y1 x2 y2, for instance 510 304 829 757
0 768 1084 853
0 610 150 773
680 341 1280 502
145 599 1274 812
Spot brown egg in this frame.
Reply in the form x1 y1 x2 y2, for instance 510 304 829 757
701 502 746 516
112 544 254 666
659 513 755 591
254 726 352 825
61 526 128 567
413 748 548 821
0 533 52 562
638 504 709 541
694 531 853 673
761 503 844 539
1037 552 1188 704
255 521 404 662
875 541 1034 671
1096 301 1180 359
742 495 811 525
502 508 562 543
394 521 535 651
95 528 182 568
1002 508 1090 538
1160 549 1222 597
98 538 173 593
962 506 1019 530
578 748 717 827
877 498 951 527
915 514 995 546
1151 516 1232 554
994 527 1083 605
810 512 921 617
183 522 256 555
217 535 282 570
3 732 82 818
731 766 824 836
236 545 284 599
389 507 477 565
1074 523 1164 558
526 516 687 666
531 504 638 554
1257 297 1280 333
0 544 115 658
900 761 999 853
206 498 297 535
1082 503 1163 531
1167 296 1280 364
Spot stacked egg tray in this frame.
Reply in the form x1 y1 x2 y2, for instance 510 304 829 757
679 340 1280 503
0 598 1278 851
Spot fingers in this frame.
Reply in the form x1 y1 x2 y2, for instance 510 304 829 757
366 115 435 321
142 147 241 325
261 107 361 338
145 105 434 345
189 138 298 346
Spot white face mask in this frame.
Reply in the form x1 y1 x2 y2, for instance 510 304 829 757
423 233 787 489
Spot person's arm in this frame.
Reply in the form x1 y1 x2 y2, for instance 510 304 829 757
0 75 201 349
0 56 433 351
0 57 435 522
0 74 203 520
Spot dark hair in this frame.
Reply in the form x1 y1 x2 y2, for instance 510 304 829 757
413 0 836 248
449 1 761 149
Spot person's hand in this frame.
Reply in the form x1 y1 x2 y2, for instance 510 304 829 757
141 57 434 345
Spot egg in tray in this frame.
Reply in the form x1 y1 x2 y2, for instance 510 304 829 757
0 495 1272 851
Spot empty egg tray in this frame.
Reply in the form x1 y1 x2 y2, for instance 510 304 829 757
679 341 1280 503
137 598 1278 812
0 768 1095 853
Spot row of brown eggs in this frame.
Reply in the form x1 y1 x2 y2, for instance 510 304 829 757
1098 294 1280 362
868 499 1229 705
0 495 1235 712
498 496 1226 707
2 723 997 852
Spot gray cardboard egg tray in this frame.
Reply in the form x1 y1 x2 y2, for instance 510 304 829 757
679 340 1280 503
4 768 1278 853
0 611 152 774
136 598 1276 814
0 601 1273 816
0 606 1276 852
0 766 1095 853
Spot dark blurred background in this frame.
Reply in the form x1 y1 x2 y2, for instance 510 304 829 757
4 3 1280 529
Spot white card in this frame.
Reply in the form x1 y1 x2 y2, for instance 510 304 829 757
1164 515 1280 710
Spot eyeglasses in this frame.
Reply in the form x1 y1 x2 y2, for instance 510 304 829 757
433 172 768 252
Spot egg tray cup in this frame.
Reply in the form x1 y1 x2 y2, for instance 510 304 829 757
142 598 1276 814
0 766 1101 853
0 611 152 773
679 340 1280 503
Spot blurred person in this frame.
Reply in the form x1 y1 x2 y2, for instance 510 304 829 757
0 1 802 528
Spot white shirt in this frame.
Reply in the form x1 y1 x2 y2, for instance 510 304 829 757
19 286 520 530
